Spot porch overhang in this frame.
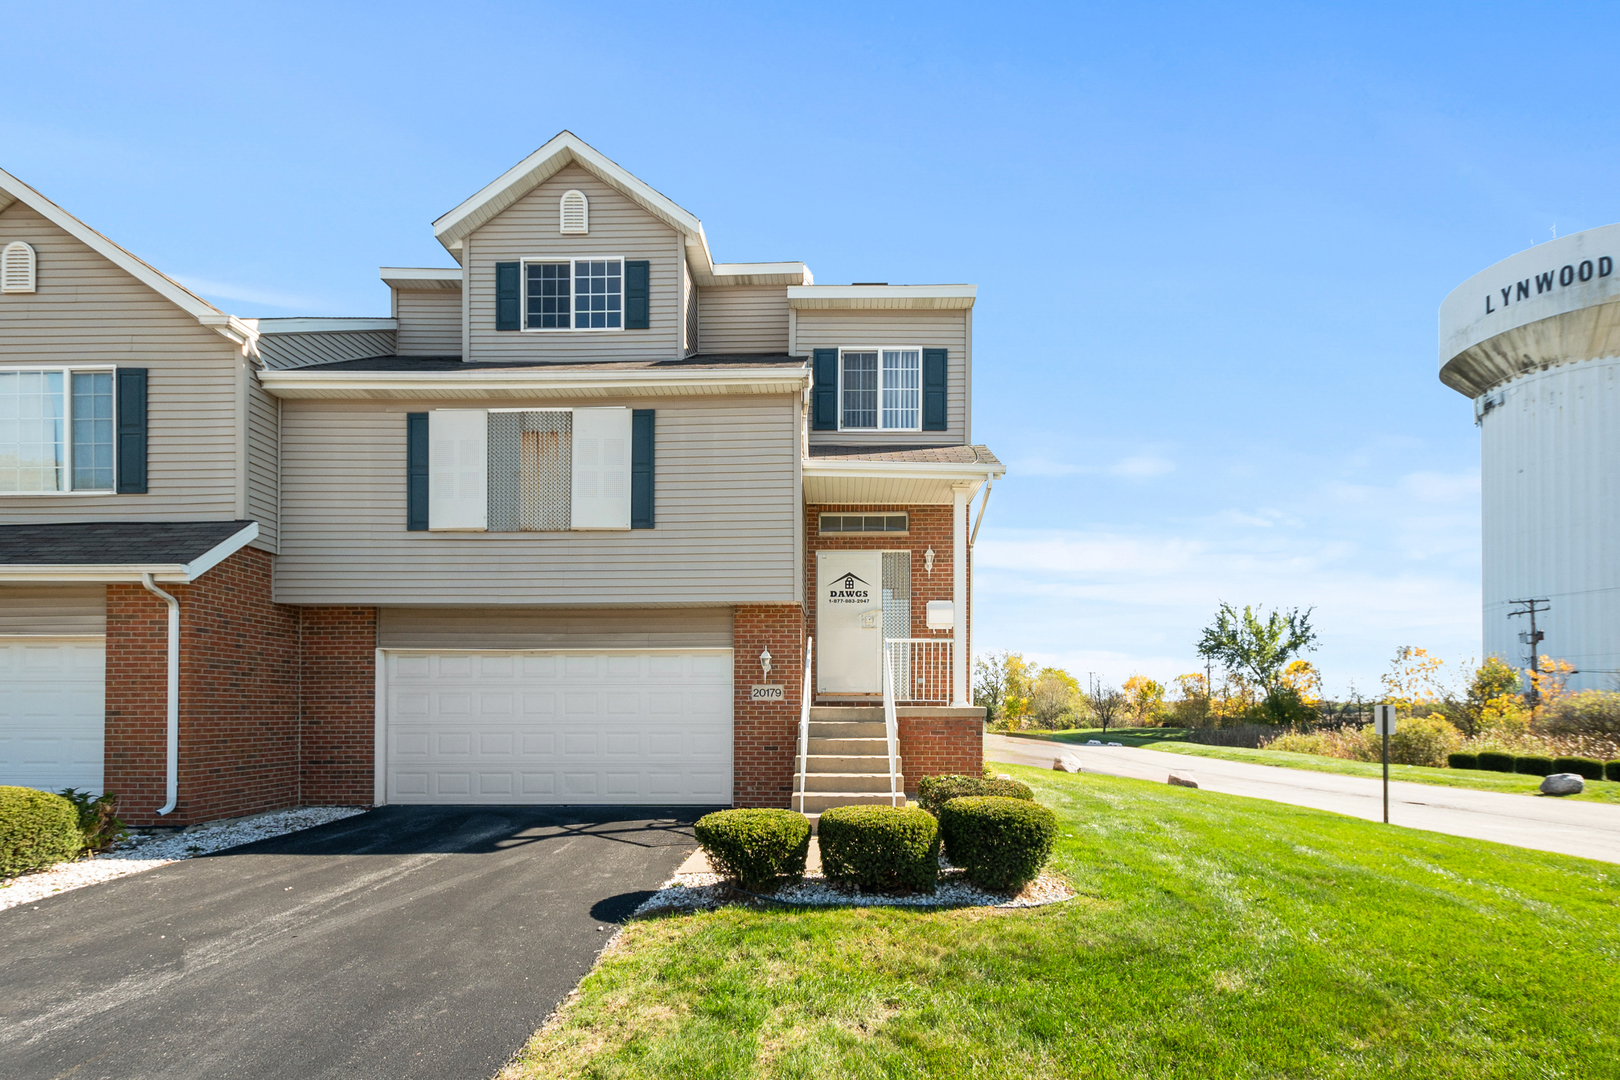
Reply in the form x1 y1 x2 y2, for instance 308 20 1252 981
801 446 1003 505
0 520 259 583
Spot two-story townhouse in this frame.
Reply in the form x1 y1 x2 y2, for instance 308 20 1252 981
0 132 1003 826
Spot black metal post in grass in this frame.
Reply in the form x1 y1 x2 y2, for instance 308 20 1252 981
1374 703 1396 824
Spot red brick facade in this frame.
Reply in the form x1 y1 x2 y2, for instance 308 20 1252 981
106 547 300 827
804 503 969 686
298 607 378 806
731 603 805 808
898 713 984 784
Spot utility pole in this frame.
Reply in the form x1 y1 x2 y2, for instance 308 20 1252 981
1508 598 1550 704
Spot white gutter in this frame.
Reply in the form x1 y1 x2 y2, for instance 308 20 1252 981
258 367 810 400
800 459 1004 481
140 573 181 817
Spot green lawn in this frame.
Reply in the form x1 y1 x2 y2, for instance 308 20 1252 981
1015 728 1620 804
500 767 1620 1079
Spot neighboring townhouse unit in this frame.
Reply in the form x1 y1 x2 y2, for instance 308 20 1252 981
0 132 1003 825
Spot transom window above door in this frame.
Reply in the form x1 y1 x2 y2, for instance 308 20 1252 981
524 258 622 330
840 348 921 431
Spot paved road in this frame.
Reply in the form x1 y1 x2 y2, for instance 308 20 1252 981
987 733 1620 864
0 805 709 1080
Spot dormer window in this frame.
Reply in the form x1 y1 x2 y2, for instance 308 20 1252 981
2 241 36 293
559 190 588 234
525 258 622 330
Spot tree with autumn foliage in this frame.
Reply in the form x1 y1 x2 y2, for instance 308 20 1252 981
1121 674 1167 726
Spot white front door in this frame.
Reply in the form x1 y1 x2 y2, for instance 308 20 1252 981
0 638 105 794
817 551 884 694
383 649 732 805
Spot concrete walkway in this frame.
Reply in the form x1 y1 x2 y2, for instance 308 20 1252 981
986 733 1620 864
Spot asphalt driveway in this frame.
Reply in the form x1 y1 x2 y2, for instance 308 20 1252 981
0 805 710 1080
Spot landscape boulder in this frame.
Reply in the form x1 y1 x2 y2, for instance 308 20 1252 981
1539 772 1585 796
1052 755 1082 773
1167 772 1199 789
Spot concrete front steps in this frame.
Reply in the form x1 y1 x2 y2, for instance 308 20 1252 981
791 706 906 816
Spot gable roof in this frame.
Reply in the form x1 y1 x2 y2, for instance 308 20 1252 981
0 167 257 352
432 131 725 281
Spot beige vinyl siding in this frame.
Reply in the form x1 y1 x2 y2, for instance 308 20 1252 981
246 373 279 551
467 164 681 362
378 605 732 649
797 308 969 446
257 329 397 370
699 286 790 354
275 393 797 604
0 585 105 635
0 202 242 522
395 289 463 355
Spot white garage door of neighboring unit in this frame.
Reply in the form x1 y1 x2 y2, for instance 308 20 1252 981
0 638 105 794
384 650 733 805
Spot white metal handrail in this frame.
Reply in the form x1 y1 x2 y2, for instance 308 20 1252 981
796 636 813 805
882 643 901 806
884 638 953 705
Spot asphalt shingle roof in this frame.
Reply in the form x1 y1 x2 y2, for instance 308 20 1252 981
0 520 256 565
293 354 808 373
806 444 1002 466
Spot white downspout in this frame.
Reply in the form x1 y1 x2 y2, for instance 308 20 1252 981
141 573 180 816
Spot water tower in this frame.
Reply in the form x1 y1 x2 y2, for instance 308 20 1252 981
1440 225 1620 689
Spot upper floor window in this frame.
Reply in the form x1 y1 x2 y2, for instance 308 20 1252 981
0 368 114 493
840 347 921 430
525 258 622 331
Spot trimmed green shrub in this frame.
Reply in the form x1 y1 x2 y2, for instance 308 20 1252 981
1514 755 1555 777
1608 761 1620 782
817 805 939 892
693 808 810 892
58 788 127 853
1476 751 1516 773
1447 752 1479 770
939 796 1058 892
1 786 82 878
1552 757 1605 781
916 774 1034 816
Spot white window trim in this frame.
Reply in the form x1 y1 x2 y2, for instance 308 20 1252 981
520 255 626 333
0 364 117 497
837 346 923 432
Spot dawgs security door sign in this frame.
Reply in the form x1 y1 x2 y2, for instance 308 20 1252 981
816 551 883 694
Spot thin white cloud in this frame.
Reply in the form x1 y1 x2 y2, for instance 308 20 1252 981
173 275 322 312
1011 452 1176 479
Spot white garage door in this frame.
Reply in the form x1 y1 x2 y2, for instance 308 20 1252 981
384 650 732 805
0 638 105 794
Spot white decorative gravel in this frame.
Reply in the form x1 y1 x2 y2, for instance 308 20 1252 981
0 805 366 912
634 862 1073 917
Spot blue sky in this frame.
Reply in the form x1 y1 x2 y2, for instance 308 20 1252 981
5 2 1618 696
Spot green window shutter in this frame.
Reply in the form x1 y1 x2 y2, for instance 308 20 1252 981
406 412 429 531
625 260 650 329
496 262 521 330
922 349 948 431
812 349 839 430
115 368 148 494
631 409 655 528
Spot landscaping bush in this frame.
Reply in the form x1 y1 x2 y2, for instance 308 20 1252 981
1542 690 1620 736
916 774 1034 816
817 805 939 892
1 786 83 878
1514 755 1555 777
1447 752 1479 770
693 808 811 892
1388 714 1463 768
1476 751 1516 773
1609 761 1620 782
1552 757 1605 781
57 787 127 853
939 795 1058 892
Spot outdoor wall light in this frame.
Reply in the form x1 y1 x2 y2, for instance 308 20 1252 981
924 546 935 575
759 649 772 679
